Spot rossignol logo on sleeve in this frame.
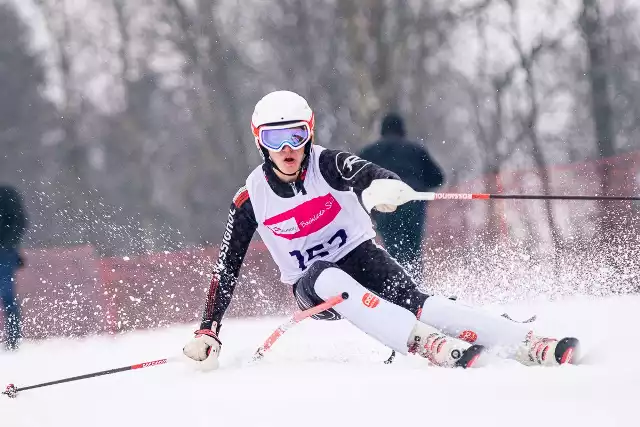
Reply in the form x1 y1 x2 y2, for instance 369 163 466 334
215 207 236 272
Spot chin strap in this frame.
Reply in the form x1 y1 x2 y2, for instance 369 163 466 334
270 160 300 177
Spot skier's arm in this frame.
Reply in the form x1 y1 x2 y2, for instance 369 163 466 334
199 187 257 333
318 148 400 193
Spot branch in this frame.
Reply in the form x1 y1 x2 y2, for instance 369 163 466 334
450 0 494 22
164 0 200 69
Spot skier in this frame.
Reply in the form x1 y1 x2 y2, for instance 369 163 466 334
182 90 579 370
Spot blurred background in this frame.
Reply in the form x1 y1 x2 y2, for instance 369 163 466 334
1 0 639 343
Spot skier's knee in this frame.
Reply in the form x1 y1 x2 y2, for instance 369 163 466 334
296 261 337 300
293 261 341 320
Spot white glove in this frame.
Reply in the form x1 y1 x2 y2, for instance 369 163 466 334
361 179 417 213
183 329 222 371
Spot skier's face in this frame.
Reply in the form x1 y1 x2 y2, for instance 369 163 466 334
269 145 305 179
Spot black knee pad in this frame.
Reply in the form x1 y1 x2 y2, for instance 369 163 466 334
293 261 342 321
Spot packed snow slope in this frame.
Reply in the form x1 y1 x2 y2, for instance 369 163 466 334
1 294 638 427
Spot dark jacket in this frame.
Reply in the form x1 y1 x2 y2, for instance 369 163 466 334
358 136 443 192
358 121 444 267
0 186 27 250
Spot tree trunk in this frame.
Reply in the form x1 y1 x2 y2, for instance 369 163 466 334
580 0 617 233
524 72 561 255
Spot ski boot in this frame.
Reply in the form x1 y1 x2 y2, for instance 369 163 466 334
516 332 579 366
408 322 484 368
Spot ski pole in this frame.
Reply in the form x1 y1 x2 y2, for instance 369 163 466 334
254 292 349 360
424 193 640 201
363 180 640 213
3 356 178 399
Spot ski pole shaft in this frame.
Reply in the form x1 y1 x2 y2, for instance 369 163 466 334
3 356 177 398
254 292 349 360
416 192 640 201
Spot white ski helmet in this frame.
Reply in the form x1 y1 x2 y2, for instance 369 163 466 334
251 90 315 158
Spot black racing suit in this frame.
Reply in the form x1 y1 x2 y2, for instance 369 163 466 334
199 149 429 333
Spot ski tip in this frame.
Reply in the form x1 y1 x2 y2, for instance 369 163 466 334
555 337 580 365
456 345 485 368
384 350 396 364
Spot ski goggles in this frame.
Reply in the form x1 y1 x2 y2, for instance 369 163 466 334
257 121 312 152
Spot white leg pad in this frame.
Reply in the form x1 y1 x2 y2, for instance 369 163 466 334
314 267 417 354
418 296 531 354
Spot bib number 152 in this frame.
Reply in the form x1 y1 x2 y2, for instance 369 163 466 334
289 229 347 271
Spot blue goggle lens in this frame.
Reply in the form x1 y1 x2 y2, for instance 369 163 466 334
260 125 310 151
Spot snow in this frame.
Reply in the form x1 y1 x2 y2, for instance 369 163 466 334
2 294 639 427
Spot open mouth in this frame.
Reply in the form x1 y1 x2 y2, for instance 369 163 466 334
284 157 295 165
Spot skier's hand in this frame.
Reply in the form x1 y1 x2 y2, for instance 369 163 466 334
183 329 221 371
362 179 415 213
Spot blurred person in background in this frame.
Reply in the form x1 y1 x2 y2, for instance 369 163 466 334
358 113 444 275
0 185 27 351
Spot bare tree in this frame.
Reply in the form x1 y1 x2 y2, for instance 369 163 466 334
454 8 520 245
31 0 93 246
112 0 131 111
161 0 253 173
0 2 54 185
604 0 640 153
505 0 564 252
579 0 617 233
7 0 639 258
